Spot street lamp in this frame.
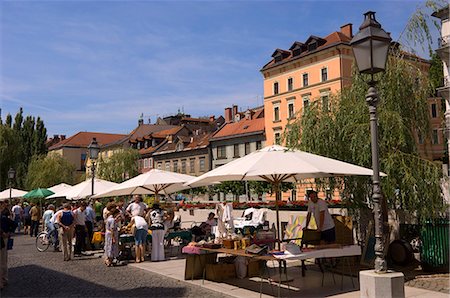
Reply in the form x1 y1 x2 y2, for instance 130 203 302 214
8 167 16 202
88 138 100 196
350 11 391 274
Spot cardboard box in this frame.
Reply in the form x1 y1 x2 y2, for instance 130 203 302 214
333 216 353 245
184 253 217 280
205 263 236 282
247 259 264 278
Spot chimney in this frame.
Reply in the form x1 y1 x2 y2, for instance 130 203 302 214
232 105 238 119
245 109 254 120
224 107 232 123
138 118 144 126
340 23 353 38
209 115 215 122
53 134 58 139
148 118 151 124
60 135 66 140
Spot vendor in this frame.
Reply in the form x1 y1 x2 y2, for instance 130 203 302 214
304 191 335 244
205 212 217 227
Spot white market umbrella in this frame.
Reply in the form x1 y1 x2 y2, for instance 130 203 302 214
47 178 118 201
48 183 72 194
187 145 385 243
93 169 195 198
0 188 28 201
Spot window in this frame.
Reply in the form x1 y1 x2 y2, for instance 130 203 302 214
199 157 206 171
157 162 162 170
302 95 310 112
274 133 281 145
274 105 280 122
217 146 226 159
287 101 295 119
256 141 262 150
144 158 149 168
321 94 329 112
431 103 437 118
432 129 439 144
303 73 308 87
418 131 424 144
233 144 240 157
138 159 143 169
287 78 293 91
321 68 328 82
80 153 87 171
165 162 170 172
181 159 186 173
173 160 179 172
245 143 250 155
273 82 279 95
190 158 195 173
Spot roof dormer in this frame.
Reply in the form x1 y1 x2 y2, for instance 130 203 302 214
305 35 326 52
271 49 290 63
289 42 306 57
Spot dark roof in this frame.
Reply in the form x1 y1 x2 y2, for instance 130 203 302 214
152 133 211 155
261 30 352 71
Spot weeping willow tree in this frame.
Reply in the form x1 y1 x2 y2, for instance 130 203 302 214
284 54 446 221
96 148 140 183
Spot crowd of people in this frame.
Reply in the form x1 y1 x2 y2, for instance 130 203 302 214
0 194 190 290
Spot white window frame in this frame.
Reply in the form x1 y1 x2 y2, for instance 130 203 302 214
287 77 293 91
165 162 170 172
273 81 279 95
320 91 330 112
273 103 280 122
302 95 310 112
302 73 308 87
321 67 328 82
287 98 295 119
144 158 149 168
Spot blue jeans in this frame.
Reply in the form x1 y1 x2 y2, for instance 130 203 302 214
47 223 59 249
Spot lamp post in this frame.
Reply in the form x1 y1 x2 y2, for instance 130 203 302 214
350 11 391 274
8 167 16 203
88 138 100 197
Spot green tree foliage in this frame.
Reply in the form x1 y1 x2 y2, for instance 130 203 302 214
284 56 446 220
429 52 444 94
0 108 48 190
96 149 140 183
211 181 245 201
0 125 21 189
25 154 76 189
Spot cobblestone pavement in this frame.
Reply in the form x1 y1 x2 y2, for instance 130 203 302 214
1 234 231 298
405 274 450 294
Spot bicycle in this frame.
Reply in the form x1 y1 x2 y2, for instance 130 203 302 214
36 230 54 252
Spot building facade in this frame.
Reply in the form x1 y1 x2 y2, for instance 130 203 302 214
432 5 450 175
209 105 265 169
48 131 127 176
261 24 354 145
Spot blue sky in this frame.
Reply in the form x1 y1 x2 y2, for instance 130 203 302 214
0 0 438 136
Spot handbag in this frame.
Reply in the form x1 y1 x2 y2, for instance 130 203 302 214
7 237 13 250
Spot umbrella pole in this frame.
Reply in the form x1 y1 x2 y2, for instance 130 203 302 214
275 183 281 251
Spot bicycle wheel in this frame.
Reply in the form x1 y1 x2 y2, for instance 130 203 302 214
36 232 51 252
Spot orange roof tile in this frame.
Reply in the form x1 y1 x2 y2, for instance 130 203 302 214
211 118 265 140
48 132 127 150
151 126 183 138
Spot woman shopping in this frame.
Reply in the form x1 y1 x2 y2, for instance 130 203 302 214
148 204 165 261
104 208 120 267
128 215 148 263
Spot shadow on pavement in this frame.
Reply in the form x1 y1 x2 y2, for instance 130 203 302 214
2 264 187 297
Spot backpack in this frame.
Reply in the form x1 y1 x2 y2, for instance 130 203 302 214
60 211 74 226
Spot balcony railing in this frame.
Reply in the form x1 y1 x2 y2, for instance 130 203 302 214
438 35 450 48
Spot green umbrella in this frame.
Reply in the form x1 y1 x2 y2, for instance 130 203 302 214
24 188 55 199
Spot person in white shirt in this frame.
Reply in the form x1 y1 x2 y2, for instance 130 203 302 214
304 191 336 243
42 205 55 231
126 195 147 217
128 215 148 263
73 202 87 256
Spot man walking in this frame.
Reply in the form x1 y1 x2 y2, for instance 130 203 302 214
85 202 95 251
56 203 75 261
73 202 87 257
29 203 41 237
11 201 23 234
